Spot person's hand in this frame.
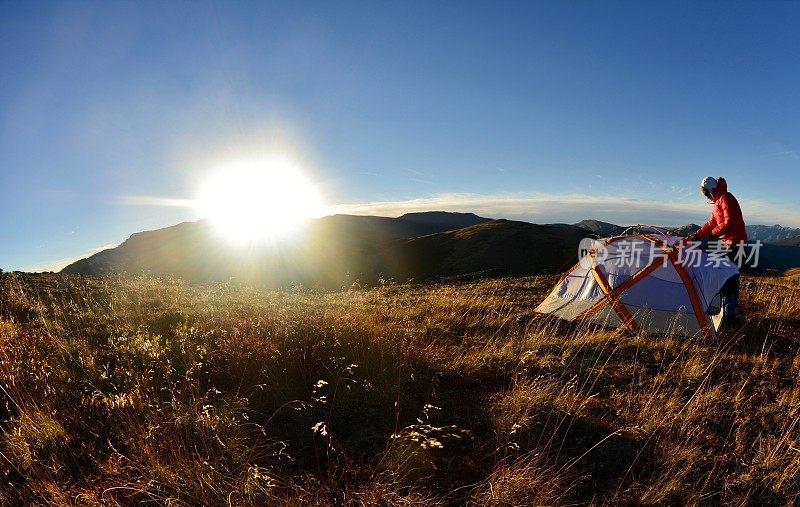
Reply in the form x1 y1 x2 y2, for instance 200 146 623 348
681 233 696 246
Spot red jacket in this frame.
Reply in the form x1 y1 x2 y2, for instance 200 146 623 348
695 177 748 246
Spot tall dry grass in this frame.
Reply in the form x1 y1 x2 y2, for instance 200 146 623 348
0 271 798 505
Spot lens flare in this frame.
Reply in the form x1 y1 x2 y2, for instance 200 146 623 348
196 156 325 245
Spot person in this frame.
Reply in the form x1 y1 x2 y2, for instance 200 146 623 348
683 176 747 325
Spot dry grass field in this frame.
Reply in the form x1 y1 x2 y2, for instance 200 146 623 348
1 271 799 505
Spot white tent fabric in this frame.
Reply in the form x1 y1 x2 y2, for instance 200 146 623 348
535 233 740 338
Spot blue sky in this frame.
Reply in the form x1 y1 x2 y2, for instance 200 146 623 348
2 1 799 271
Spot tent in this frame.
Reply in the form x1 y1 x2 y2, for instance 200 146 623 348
535 229 739 338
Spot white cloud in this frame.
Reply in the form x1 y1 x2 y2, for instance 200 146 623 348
328 192 800 229
21 243 119 273
118 195 197 207
114 190 800 232
739 197 800 227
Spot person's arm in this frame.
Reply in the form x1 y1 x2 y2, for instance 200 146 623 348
694 213 717 240
711 194 733 237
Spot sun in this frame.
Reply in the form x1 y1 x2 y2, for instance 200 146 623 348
196 156 325 245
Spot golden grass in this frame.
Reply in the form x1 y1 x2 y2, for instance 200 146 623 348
0 272 798 505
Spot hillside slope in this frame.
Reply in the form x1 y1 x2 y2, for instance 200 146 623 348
384 220 588 280
1 272 798 505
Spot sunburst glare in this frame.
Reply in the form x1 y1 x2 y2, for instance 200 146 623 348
196 156 325 246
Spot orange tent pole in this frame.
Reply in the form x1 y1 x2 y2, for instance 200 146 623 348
589 266 642 334
668 249 713 339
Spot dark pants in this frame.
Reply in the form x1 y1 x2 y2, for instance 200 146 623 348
722 247 743 318
721 274 739 318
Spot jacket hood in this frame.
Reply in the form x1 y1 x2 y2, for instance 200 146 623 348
714 177 728 199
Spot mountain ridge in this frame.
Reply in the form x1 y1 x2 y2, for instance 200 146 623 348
60 214 800 281
62 212 519 285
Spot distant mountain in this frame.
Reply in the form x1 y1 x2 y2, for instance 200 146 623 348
770 236 800 247
62 212 582 285
572 220 627 236
746 224 800 243
670 224 701 236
